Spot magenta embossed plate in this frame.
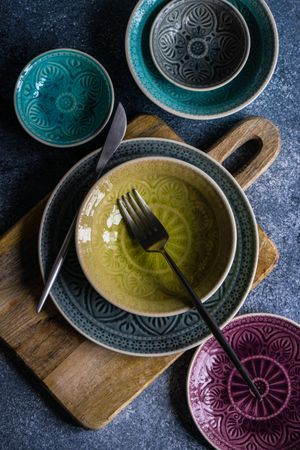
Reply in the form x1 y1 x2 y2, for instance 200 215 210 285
187 314 300 450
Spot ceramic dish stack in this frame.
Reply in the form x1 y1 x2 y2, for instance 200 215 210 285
126 0 278 119
39 136 259 356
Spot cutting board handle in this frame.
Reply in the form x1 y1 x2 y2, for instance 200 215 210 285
207 116 281 190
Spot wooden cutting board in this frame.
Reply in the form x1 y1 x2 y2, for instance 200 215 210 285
0 114 280 429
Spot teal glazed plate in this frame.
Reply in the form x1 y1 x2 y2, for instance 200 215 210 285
126 0 278 119
14 49 114 147
39 138 258 356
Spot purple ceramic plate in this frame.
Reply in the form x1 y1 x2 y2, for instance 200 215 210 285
187 314 300 450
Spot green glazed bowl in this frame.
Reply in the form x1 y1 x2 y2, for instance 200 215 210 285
14 49 114 147
126 0 278 119
76 156 236 317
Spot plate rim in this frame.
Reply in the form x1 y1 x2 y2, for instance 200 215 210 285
14 48 115 148
186 312 300 450
38 137 259 356
125 0 279 120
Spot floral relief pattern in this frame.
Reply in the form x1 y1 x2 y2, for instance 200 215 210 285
128 0 277 118
188 315 300 449
39 139 258 355
15 50 113 146
77 161 226 316
152 0 248 89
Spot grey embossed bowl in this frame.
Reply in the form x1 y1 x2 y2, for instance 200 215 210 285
150 0 251 91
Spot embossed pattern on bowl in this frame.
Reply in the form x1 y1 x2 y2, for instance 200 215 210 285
39 139 258 355
150 0 250 90
14 49 114 147
76 157 236 317
126 0 278 119
188 314 300 450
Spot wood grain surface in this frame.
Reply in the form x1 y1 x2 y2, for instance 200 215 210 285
0 114 280 429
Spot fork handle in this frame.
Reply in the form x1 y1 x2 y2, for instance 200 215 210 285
161 249 261 401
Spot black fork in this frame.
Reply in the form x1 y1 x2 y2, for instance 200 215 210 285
118 188 261 401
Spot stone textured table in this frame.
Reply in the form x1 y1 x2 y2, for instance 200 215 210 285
0 0 299 449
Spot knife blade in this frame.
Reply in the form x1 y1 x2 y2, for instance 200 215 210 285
37 102 127 313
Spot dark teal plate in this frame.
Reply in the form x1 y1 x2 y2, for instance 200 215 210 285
126 0 278 119
39 139 258 356
14 49 114 147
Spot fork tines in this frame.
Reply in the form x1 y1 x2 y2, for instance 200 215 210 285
117 189 168 250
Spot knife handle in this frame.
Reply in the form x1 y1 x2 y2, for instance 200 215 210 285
36 213 77 313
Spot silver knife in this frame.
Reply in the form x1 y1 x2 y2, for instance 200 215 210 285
37 102 127 313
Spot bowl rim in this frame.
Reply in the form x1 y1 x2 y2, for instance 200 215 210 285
13 48 115 148
125 0 279 120
149 0 251 92
75 155 237 317
186 312 300 448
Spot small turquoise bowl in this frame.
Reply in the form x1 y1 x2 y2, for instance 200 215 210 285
14 49 114 147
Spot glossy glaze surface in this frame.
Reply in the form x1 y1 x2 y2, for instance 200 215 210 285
150 0 250 90
14 49 114 147
188 314 300 449
76 157 236 316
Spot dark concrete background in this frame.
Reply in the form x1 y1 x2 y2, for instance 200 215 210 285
0 0 299 449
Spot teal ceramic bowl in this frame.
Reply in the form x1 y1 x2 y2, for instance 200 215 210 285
14 49 114 147
126 0 278 119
